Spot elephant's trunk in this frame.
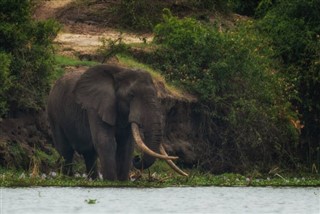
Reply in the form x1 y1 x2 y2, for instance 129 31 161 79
133 121 161 170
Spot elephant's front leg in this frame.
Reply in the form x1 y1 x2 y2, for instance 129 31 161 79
88 111 117 181
116 127 134 181
83 150 98 179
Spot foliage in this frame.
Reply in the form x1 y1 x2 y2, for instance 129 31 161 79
182 0 228 12
113 0 231 31
150 12 298 173
97 36 131 63
114 0 165 31
0 138 60 172
257 0 320 168
0 0 60 117
227 0 261 16
0 52 12 116
0 140 29 169
1 167 320 187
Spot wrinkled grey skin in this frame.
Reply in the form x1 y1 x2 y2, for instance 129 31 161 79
47 64 162 181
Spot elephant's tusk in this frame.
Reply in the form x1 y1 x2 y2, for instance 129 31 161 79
160 144 189 177
131 123 178 160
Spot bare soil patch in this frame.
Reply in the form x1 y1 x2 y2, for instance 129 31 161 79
34 0 153 56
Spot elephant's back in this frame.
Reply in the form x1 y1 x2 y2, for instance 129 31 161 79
50 70 84 94
47 70 87 126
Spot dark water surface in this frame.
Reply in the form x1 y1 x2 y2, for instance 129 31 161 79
1 187 319 214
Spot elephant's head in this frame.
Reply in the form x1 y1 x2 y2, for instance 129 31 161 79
73 64 187 176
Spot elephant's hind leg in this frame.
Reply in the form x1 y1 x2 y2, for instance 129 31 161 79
83 150 98 179
51 124 75 176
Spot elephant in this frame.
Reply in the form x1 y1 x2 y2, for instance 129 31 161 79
47 64 188 181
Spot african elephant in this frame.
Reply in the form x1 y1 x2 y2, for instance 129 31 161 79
47 64 187 181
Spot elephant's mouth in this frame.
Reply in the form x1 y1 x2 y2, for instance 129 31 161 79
131 123 189 177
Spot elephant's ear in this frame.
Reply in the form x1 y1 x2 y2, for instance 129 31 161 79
73 65 121 126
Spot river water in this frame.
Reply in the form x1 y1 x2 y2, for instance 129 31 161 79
1 187 319 214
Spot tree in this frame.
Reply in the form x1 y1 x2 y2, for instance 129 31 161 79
0 0 60 117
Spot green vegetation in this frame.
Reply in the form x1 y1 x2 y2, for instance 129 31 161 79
110 0 320 174
0 52 12 116
53 55 98 81
97 37 131 62
0 139 61 172
113 0 229 31
131 11 298 173
114 0 165 31
257 0 320 171
85 199 98 204
0 0 60 117
1 166 319 187
55 55 98 67
227 0 260 16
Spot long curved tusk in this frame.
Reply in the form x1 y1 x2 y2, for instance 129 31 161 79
160 144 189 177
131 123 178 160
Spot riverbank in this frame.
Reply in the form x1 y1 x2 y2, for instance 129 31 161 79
2 168 319 188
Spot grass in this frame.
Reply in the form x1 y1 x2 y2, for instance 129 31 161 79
53 53 192 100
1 161 320 187
51 55 98 82
117 54 165 80
2 171 319 188
55 55 98 67
117 54 193 100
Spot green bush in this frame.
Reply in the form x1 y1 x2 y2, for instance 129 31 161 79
114 0 165 31
152 12 298 172
257 0 320 168
227 0 261 16
184 0 228 12
0 0 60 117
97 36 131 62
0 52 12 116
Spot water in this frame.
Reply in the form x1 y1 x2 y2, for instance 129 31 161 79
1 187 319 214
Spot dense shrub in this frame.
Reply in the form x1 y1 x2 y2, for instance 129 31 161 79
183 0 228 12
113 0 229 31
114 0 165 31
258 0 320 168
0 0 60 117
0 52 12 116
227 0 260 16
151 12 298 172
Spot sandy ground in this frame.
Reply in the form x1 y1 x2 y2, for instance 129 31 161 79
34 0 153 55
